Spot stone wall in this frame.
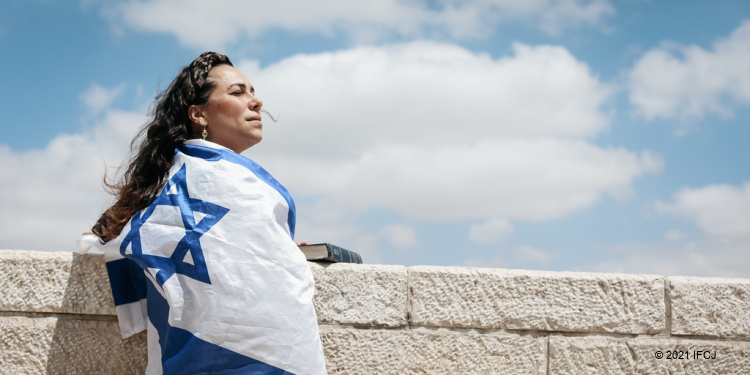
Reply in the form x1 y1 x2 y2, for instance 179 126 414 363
1 249 749 374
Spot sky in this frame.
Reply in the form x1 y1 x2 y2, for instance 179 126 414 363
1 0 749 278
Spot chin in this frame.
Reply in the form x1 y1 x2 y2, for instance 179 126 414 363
245 136 262 150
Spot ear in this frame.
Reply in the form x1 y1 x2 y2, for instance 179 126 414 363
188 105 207 127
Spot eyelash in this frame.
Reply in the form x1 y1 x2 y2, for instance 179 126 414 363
232 90 255 96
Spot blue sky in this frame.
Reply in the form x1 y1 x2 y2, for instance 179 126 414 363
1 0 749 277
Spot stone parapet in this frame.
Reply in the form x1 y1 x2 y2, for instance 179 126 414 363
0 251 114 316
409 266 665 334
1 249 749 374
0 316 146 375
311 262 408 327
549 336 750 374
320 327 547 374
669 276 750 339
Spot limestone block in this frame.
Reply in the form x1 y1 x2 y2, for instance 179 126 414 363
320 327 546 374
410 266 665 334
0 250 115 315
549 336 750 375
669 276 750 339
0 316 147 375
311 263 408 326
0 317 55 375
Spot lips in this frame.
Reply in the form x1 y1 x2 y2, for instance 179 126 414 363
246 115 262 122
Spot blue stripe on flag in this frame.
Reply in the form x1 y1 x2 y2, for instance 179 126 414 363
106 258 147 306
146 281 294 375
179 144 297 238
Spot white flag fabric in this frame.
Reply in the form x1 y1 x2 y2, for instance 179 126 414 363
90 139 326 375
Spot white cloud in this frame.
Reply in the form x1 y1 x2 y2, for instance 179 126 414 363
2 42 659 263
238 41 658 226
629 20 750 120
461 245 554 269
242 42 614 157
594 182 750 278
664 229 686 242
443 0 615 36
463 255 507 269
256 139 661 222
0 106 144 251
515 245 555 264
593 238 750 278
379 224 417 249
293 202 383 263
0 82 142 251
469 218 514 245
655 183 750 239
79 83 125 117
101 0 614 48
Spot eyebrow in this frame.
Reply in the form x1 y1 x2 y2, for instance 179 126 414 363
228 82 255 93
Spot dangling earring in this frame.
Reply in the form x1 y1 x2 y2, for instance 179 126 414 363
202 125 208 140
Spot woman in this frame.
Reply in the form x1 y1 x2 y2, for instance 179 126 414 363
86 52 327 375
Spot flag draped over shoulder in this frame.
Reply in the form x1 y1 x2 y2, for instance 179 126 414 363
86 139 326 375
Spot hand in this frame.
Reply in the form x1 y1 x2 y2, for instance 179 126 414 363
296 240 308 246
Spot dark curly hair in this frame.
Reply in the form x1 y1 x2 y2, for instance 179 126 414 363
93 52 233 242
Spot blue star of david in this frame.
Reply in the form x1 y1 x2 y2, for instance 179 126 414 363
120 164 229 287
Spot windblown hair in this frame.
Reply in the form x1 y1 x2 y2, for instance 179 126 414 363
93 52 233 242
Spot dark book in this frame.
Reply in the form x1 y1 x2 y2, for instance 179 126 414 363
298 243 363 264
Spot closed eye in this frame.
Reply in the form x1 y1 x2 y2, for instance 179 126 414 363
228 82 256 96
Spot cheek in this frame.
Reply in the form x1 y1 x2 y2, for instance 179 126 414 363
216 100 240 114
207 99 244 121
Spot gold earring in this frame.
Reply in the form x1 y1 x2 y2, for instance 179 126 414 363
202 125 208 140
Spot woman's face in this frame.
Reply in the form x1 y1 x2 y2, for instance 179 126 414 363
190 65 264 153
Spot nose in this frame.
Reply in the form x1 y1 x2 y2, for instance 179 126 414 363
249 94 262 111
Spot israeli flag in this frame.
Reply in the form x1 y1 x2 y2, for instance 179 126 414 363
85 139 326 374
